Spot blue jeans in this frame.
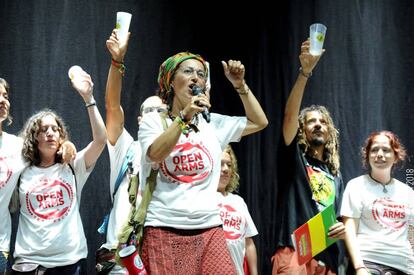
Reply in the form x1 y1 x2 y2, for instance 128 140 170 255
0 251 8 275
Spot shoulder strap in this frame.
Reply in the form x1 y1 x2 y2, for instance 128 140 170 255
97 141 138 235
68 163 77 189
118 112 168 243
112 141 138 201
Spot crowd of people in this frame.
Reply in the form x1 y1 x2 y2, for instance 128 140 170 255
0 27 413 275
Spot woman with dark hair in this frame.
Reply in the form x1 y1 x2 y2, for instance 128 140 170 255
12 70 107 274
138 52 268 274
341 131 414 274
217 145 258 275
0 78 75 274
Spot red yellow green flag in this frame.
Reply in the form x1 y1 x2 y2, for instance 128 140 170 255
291 204 338 265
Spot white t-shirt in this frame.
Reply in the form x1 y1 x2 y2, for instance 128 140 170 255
217 192 258 275
139 112 246 229
341 175 414 274
103 129 141 250
14 151 92 268
0 132 27 252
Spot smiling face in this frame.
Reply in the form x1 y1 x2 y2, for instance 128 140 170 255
36 115 61 156
368 134 396 172
170 59 207 111
304 111 329 148
0 84 10 124
218 151 232 193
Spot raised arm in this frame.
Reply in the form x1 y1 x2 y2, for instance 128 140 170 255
221 60 268 136
283 39 323 145
71 71 107 169
105 29 131 145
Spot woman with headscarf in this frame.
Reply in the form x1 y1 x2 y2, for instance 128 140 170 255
137 52 268 274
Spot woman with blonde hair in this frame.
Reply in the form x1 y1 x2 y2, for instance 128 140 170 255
217 145 258 275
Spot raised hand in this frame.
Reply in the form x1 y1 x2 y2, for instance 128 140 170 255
222 60 246 89
71 70 94 101
299 39 324 75
106 29 130 61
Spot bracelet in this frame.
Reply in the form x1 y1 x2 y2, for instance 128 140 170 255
299 67 312 78
85 101 96 108
234 83 250 95
179 110 190 123
174 116 189 136
111 59 126 77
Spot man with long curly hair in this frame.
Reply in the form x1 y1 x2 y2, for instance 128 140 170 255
272 39 347 274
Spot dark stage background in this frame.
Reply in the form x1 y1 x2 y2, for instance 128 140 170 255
1 1 413 274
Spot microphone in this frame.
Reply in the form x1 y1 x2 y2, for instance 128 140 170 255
191 85 210 123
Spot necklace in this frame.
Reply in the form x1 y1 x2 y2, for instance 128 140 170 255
368 173 392 193
168 111 200 133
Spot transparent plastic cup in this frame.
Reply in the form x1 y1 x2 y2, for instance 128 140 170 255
116 12 132 41
309 23 327 56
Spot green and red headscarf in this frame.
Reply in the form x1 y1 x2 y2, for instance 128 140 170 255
157 52 208 102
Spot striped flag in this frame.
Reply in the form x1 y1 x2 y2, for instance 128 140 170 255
291 204 338 265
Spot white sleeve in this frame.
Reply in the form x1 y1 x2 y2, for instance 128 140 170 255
242 199 258 238
340 178 363 218
210 113 247 150
138 112 165 183
72 150 93 197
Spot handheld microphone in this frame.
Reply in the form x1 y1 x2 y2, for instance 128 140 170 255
191 85 210 123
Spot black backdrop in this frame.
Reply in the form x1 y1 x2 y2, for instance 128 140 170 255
1 1 413 274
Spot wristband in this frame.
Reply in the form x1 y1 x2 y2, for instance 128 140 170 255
111 59 126 76
86 102 96 108
175 116 189 136
234 82 249 95
85 98 96 108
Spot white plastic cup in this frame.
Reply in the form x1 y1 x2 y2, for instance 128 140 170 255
68 65 84 80
116 12 132 41
309 23 327 56
119 245 148 275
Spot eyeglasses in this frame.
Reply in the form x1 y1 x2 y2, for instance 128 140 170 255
39 125 60 133
142 107 167 115
178 67 207 79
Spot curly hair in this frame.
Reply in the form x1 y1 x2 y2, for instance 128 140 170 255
20 109 69 166
297 105 340 176
222 145 240 193
0 78 13 125
362 130 406 169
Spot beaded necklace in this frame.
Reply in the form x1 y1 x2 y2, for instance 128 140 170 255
168 111 200 135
